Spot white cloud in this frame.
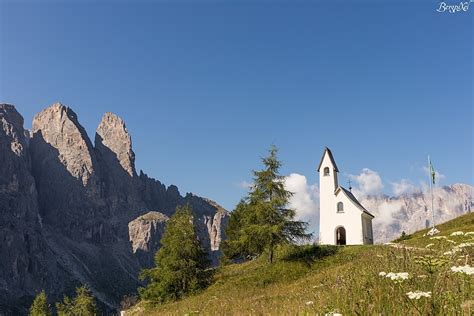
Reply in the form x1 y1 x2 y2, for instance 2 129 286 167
391 179 419 196
375 200 404 228
237 180 253 189
349 168 384 198
284 173 319 238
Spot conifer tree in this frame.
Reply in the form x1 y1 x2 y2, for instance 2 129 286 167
139 205 211 303
56 285 97 316
29 290 51 316
223 146 311 263
55 295 74 316
72 286 97 315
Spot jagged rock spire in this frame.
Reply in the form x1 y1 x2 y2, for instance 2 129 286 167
95 112 136 177
31 102 98 186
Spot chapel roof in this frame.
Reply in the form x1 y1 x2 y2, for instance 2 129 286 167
335 186 375 218
317 147 339 172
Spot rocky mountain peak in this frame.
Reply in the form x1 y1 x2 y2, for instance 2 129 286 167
1 103 23 128
95 112 136 177
31 103 98 186
359 183 473 243
1 102 228 313
0 104 33 195
0 104 27 157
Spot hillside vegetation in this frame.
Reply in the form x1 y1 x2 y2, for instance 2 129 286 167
128 213 474 315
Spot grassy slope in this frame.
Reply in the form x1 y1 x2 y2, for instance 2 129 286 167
129 213 474 315
399 212 474 247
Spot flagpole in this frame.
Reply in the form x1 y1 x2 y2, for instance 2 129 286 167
428 155 435 230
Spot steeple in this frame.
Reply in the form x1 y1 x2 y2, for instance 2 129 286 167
318 147 339 191
317 147 339 173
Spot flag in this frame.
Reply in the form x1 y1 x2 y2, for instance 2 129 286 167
429 159 436 185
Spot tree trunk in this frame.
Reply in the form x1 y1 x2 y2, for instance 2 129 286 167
268 243 274 263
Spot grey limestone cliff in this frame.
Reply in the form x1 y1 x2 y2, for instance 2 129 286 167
128 211 169 267
0 103 228 314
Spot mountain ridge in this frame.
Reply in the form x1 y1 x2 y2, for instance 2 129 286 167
357 183 473 243
0 102 228 314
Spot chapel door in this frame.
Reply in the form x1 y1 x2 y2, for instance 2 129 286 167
336 227 346 245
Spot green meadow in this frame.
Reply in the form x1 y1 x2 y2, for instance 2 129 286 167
129 213 474 315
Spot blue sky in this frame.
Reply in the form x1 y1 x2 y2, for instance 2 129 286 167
1 0 472 211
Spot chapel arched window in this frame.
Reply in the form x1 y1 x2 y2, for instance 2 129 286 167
324 167 330 176
337 202 344 213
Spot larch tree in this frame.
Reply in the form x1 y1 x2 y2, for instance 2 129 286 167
139 205 211 303
29 290 51 316
223 146 311 263
56 285 97 316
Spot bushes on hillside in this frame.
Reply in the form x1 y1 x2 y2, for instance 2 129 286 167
395 231 412 242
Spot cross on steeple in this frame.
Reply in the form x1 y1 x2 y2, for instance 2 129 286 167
348 179 352 192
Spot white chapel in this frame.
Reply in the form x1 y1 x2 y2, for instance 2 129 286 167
318 147 374 245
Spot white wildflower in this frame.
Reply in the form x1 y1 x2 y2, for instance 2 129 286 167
378 272 387 276
446 239 457 244
427 227 440 236
444 247 462 255
451 265 474 275
430 236 447 240
451 231 464 236
417 275 428 279
425 243 434 248
385 272 409 282
305 301 314 305
445 243 473 256
465 232 474 236
406 291 432 299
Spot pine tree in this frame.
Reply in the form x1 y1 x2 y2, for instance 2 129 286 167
72 286 97 315
55 295 74 316
139 205 211 303
223 146 311 263
56 285 97 316
29 290 51 316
